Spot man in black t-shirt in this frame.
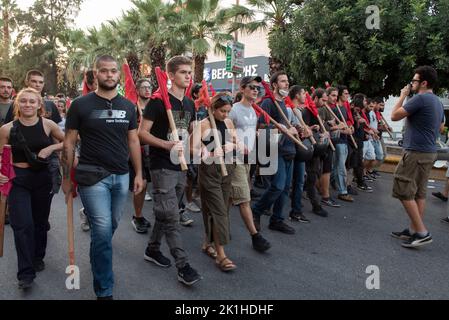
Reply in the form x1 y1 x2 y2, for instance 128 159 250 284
138 56 201 286
62 55 143 300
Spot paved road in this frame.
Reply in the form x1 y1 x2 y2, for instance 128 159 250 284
1 174 448 300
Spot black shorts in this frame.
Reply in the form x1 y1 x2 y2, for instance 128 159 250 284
128 153 151 192
321 148 333 174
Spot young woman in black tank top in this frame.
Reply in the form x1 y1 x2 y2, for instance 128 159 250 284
0 88 64 290
191 92 241 272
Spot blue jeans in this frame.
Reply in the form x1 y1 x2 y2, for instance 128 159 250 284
253 156 293 223
332 143 348 195
79 173 129 298
291 159 305 214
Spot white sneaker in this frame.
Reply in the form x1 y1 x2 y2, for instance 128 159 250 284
79 208 90 232
145 192 152 201
185 202 201 212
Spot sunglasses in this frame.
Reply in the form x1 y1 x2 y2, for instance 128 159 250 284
247 84 262 92
217 95 234 104
410 79 421 84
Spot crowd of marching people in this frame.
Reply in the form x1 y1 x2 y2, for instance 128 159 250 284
0 54 446 299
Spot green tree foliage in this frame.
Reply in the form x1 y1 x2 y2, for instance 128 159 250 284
287 0 449 97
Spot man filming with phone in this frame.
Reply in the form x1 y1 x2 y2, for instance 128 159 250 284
390 66 444 248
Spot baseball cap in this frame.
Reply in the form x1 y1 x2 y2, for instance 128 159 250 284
240 76 262 88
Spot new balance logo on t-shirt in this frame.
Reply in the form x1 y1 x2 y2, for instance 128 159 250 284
90 109 128 119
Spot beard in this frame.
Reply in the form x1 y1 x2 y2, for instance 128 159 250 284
98 79 118 91
139 93 150 100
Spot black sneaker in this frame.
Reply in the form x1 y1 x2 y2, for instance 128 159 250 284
441 217 449 224
371 170 381 177
18 279 34 290
33 260 45 272
391 228 412 241
312 205 328 217
432 192 448 202
132 216 150 233
253 213 261 232
289 212 311 223
347 185 358 196
97 296 114 300
144 249 171 268
179 210 194 226
321 198 341 208
251 233 271 252
357 184 373 193
363 175 375 182
401 233 433 248
268 221 295 234
177 264 202 286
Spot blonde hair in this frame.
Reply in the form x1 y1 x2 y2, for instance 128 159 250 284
13 88 44 119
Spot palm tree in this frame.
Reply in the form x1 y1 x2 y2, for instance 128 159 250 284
0 0 19 62
227 0 304 74
178 0 234 83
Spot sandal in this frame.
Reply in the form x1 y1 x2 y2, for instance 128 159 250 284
216 256 237 272
202 244 217 259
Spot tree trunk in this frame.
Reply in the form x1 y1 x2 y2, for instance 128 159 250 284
126 52 141 84
193 54 206 83
148 45 166 92
2 8 10 60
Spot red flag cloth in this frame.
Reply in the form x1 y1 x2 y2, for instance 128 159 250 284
150 88 163 100
252 103 270 125
0 145 15 197
82 72 91 96
361 110 370 124
185 78 193 99
122 63 138 104
375 111 382 121
194 80 211 111
66 98 72 109
261 81 276 103
154 67 172 110
209 83 217 97
344 101 354 126
305 92 319 118
284 96 294 109
70 167 78 198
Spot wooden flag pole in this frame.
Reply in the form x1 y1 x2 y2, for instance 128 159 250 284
67 193 75 267
325 105 358 149
292 107 317 145
316 113 336 152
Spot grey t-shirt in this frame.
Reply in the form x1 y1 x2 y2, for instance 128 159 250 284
229 102 258 152
0 102 11 126
403 92 444 153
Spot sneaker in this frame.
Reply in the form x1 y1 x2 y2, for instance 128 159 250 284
312 205 328 217
321 198 341 208
401 233 433 248
347 185 358 196
144 249 171 268
363 175 375 182
18 279 34 290
177 264 202 286
268 220 295 234
371 170 381 177
440 217 449 224
338 194 354 202
185 202 201 213
79 208 90 232
357 184 373 193
251 233 271 252
432 192 448 202
132 216 150 233
33 260 45 272
289 212 311 223
145 192 152 201
179 210 194 226
253 214 261 232
391 228 412 241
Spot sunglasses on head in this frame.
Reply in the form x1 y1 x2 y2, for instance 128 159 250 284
217 95 233 105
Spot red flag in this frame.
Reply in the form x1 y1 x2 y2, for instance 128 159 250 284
122 63 138 104
154 67 172 110
252 103 270 125
195 80 211 111
209 83 217 97
66 98 72 109
82 74 90 96
375 111 382 121
344 101 354 126
0 145 15 197
261 81 276 103
284 96 294 109
361 110 370 124
305 92 319 118
185 78 193 99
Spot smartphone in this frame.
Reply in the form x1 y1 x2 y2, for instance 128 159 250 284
407 84 413 97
